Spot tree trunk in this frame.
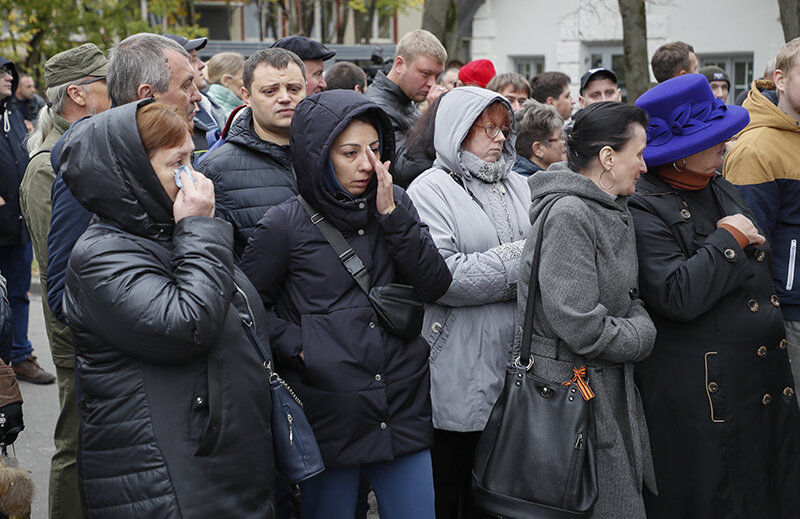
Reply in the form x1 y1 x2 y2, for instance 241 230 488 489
422 0 450 43
618 0 649 102
779 0 800 42
302 0 315 36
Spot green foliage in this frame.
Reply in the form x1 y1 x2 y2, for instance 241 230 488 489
0 0 206 87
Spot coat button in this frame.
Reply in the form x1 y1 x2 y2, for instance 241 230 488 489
762 393 773 406
755 250 766 262
358 202 365 209
357 229 365 235
431 322 442 333
369 321 376 328
375 374 382 381
723 248 736 260
784 387 795 400
708 382 719 393
629 288 638 299
196 396 204 405
380 422 387 430
781 338 788 350
757 346 768 358
748 300 759 312
771 295 781 307
680 209 691 220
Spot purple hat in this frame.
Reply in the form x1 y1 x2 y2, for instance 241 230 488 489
635 73 749 167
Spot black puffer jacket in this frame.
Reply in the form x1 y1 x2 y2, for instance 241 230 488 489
200 107 296 259
61 100 275 519
240 90 452 469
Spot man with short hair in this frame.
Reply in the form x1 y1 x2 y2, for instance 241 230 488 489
165 34 227 159
578 68 621 108
699 65 730 101
366 29 446 153
651 41 698 82
19 43 110 519
487 72 531 111
47 33 203 330
438 67 459 91
324 61 367 93
724 36 800 392
9 73 46 131
271 35 336 95
0 56 56 386
530 71 574 120
200 48 306 259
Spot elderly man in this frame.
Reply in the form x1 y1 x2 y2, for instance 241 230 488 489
46 34 202 331
270 35 336 95
19 43 110 519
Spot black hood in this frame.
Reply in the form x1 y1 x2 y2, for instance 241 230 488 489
60 99 175 239
290 90 394 231
0 57 18 112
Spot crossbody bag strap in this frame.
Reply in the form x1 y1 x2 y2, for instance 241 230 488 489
297 195 372 295
519 194 566 367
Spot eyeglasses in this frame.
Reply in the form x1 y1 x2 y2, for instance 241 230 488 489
75 76 105 86
477 124 511 140
0 69 12 78
548 135 567 144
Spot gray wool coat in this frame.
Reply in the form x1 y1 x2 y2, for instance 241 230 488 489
518 164 657 519
407 87 532 432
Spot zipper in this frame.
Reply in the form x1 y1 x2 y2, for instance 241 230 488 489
287 411 294 445
563 432 584 508
284 403 308 456
233 282 257 333
787 240 797 291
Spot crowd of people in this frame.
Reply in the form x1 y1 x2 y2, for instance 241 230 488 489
0 25 799 519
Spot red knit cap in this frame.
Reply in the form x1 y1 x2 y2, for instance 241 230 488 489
458 59 496 88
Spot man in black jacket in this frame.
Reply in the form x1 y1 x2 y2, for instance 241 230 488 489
199 48 306 260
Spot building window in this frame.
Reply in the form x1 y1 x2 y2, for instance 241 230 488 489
586 45 626 101
513 57 545 81
699 55 754 104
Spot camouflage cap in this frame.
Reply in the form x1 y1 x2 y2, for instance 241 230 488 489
44 43 108 89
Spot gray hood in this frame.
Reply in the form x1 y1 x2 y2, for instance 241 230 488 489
528 161 627 224
432 86 517 179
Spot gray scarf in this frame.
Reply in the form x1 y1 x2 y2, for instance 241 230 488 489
460 149 507 183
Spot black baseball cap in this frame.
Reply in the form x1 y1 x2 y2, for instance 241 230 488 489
579 68 618 95
270 36 336 61
164 33 208 52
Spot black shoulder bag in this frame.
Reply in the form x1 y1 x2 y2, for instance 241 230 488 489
232 283 325 484
472 195 599 518
297 195 425 340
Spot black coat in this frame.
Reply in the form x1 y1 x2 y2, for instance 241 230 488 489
200 107 296 260
629 172 800 519
0 57 30 245
61 100 275 518
240 90 452 469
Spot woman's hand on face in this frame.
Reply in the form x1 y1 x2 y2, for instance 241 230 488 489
173 169 215 223
717 214 766 247
369 147 395 215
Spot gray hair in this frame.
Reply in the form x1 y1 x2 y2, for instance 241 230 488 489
514 99 564 158
26 82 74 155
242 48 305 91
107 33 189 105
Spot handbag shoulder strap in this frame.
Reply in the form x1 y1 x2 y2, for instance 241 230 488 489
297 194 372 295
519 194 566 367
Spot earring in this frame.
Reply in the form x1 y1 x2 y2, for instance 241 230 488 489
672 158 687 172
599 169 616 191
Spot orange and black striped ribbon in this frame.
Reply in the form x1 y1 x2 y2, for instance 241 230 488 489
562 366 595 401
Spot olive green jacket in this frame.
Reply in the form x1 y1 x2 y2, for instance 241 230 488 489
20 113 74 368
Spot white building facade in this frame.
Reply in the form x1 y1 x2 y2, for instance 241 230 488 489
470 0 786 103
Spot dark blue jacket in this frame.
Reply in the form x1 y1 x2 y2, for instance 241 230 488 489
512 154 543 177
0 57 31 245
199 107 295 260
240 90 452 469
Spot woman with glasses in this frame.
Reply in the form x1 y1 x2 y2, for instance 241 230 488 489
406 86 531 519
512 99 566 176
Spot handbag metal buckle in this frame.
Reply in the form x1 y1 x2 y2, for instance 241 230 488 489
513 356 534 372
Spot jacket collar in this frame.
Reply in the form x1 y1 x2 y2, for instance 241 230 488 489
372 71 413 105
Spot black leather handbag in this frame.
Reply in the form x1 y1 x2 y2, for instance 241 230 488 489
234 284 325 485
298 195 424 340
472 196 599 518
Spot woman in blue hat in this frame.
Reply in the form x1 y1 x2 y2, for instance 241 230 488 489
631 73 800 519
